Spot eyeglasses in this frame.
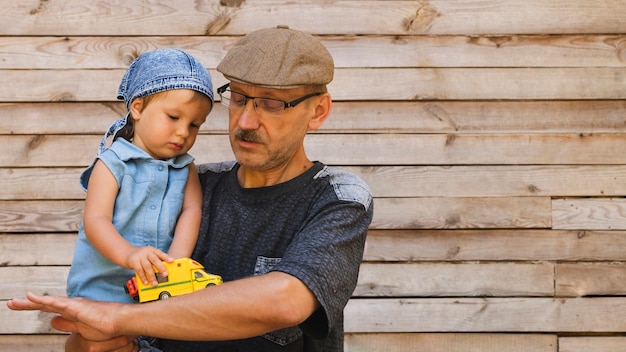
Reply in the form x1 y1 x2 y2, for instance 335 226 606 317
217 83 323 118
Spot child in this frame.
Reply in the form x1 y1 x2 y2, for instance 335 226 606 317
66 49 214 303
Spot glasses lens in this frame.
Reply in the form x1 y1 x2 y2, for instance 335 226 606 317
219 89 289 117
229 91 247 108
256 99 285 114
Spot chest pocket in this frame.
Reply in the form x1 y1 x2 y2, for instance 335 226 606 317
254 256 304 346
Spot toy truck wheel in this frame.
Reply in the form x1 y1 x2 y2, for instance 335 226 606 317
207 283 216 287
159 291 171 300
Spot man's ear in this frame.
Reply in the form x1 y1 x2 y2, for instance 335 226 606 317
307 93 332 131
129 98 144 121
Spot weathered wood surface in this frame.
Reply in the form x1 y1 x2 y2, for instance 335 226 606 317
345 333 557 352
553 198 626 230
0 234 76 265
4 68 626 102
0 335 67 352
344 298 626 332
2 35 626 69
556 263 626 296
364 230 626 262
2 0 625 35
0 267 69 298
559 337 626 352
3 101 626 135
354 263 555 297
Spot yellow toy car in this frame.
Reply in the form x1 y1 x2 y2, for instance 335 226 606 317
125 257 222 303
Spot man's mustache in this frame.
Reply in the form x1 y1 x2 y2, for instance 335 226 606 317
234 129 262 143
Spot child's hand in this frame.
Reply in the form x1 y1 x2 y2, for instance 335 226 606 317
124 247 174 286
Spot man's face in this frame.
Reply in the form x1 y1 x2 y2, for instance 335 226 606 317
227 82 315 172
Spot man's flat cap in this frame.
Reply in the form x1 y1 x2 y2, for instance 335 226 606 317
217 26 334 89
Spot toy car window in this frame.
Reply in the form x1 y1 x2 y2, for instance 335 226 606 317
156 272 169 283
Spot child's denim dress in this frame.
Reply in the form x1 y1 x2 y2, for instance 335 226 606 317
66 138 194 303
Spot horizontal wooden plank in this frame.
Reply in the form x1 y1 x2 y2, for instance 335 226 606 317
553 198 626 230
307 133 626 166
344 297 626 332
345 333 557 352
331 68 626 100
4 133 626 167
556 263 626 297
0 135 233 167
0 267 69 299
0 302 61 334
559 337 626 352
0 234 75 266
0 102 227 135
2 35 626 69
4 100 626 135
2 0 624 35
347 165 626 198
7 165 626 200
3 68 626 102
355 263 554 297
0 335 67 352
0 201 82 233
364 230 626 262
372 197 551 229
0 196 550 233
0 69 225 103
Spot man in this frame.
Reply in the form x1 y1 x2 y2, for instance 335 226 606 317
8 26 373 352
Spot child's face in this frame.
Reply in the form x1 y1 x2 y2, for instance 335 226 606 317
130 89 211 160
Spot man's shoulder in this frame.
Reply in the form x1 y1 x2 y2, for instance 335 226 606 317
314 165 372 210
197 160 237 175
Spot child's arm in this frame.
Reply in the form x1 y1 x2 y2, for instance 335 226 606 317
167 162 202 259
83 160 172 286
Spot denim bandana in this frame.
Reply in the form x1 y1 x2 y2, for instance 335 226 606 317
95 48 214 155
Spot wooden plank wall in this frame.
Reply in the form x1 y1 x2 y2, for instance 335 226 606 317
1 0 626 351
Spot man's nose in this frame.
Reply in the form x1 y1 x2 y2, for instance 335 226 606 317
237 99 261 129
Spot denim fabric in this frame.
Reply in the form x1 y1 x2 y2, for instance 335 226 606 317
94 49 214 157
117 48 214 110
67 139 194 303
137 336 163 352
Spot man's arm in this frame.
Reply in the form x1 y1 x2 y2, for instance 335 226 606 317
8 271 318 342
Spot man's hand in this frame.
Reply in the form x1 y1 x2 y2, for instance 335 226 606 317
64 332 137 352
7 292 122 342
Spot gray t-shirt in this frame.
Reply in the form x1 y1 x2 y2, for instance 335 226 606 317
156 161 373 352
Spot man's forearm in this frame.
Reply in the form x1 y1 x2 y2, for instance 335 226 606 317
116 271 318 341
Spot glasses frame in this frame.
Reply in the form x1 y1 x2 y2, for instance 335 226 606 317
217 83 323 117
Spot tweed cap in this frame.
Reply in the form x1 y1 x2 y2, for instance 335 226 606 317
217 26 334 89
